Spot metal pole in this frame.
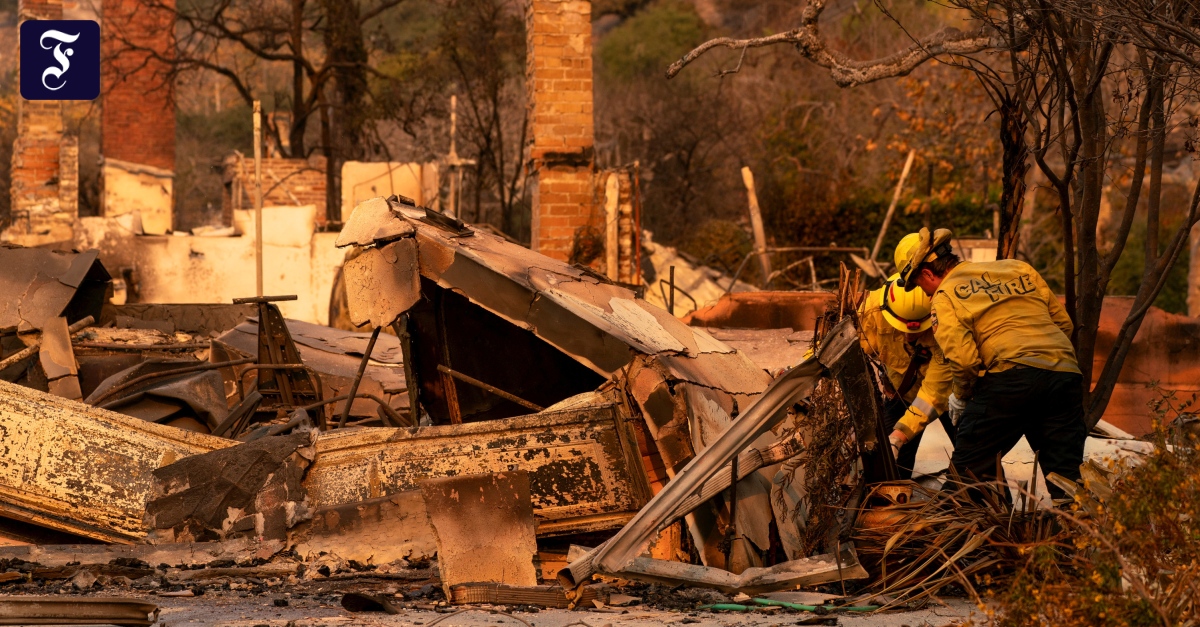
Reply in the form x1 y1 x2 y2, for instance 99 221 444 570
668 265 676 316
437 364 543 411
337 326 382 428
253 101 265 298
392 315 421 426
447 95 457 217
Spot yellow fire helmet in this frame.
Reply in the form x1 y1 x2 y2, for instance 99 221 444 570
895 227 954 291
881 273 933 333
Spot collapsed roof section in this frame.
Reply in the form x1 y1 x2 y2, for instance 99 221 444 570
336 197 757 376
337 197 780 569
0 247 112 334
335 196 769 421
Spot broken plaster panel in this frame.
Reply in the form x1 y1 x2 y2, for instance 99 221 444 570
542 289 686 355
683 384 735 452
304 405 643 528
630 298 701 354
0 244 100 330
414 230 457 280
39 316 77 380
342 239 421 328
526 270 624 312
689 326 736 355
0 380 233 543
335 197 415 248
626 358 694 476
455 229 591 286
421 471 539 594
656 351 772 397
20 279 76 333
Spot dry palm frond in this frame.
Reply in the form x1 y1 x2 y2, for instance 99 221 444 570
851 479 1072 610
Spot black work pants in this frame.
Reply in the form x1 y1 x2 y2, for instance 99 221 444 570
947 366 1086 500
884 400 957 480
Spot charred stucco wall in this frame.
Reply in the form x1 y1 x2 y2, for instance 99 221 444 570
525 0 596 261
5 0 78 247
74 207 345 325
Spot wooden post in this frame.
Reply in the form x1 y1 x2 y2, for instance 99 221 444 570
605 173 620 281
253 101 264 298
870 150 917 266
740 167 771 285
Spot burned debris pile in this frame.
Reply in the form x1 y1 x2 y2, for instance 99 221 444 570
0 198 1161 621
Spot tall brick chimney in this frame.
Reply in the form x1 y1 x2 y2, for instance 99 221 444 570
100 0 176 172
524 0 595 261
5 0 78 247
97 0 176 232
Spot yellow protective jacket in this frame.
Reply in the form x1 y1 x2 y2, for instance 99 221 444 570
930 259 1080 398
857 288 953 439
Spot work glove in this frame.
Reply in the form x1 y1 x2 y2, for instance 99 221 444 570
948 393 966 426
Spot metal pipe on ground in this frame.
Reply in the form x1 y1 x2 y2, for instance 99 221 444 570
337 326 382 428
436 365 543 412
0 316 95 371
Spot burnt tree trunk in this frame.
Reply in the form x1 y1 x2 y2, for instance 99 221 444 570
996 95 1028 260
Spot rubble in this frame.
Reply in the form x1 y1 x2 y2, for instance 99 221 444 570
0 247 110 334
0 196 1179 625
0 380 231 543
333 195 783 570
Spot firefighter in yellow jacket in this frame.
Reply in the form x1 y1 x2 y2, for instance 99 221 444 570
894 227 1086 500
857 270 956 479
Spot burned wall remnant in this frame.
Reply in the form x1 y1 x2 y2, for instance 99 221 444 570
0 380 232 543
6 0 78 247
100 0 176 173
524 0 596 261
223 155 329 226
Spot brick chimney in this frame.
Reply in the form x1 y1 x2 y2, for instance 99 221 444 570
100 0 176 172
5 0 78 247
524 0 595 261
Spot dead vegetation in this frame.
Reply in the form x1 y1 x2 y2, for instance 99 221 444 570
991 410 1200 625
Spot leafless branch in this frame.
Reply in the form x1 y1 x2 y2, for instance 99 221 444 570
666 0 1002 87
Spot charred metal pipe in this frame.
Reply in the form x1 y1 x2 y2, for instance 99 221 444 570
302 392 409 428
337 326 381 429
436 364 543 412
235 363 321 403
392 315 421 425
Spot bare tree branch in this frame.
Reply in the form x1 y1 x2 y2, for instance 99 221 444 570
666 0 1002 87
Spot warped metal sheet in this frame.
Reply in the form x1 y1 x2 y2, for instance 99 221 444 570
0 248 110 333
0 380 233 543
304 403 651 533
